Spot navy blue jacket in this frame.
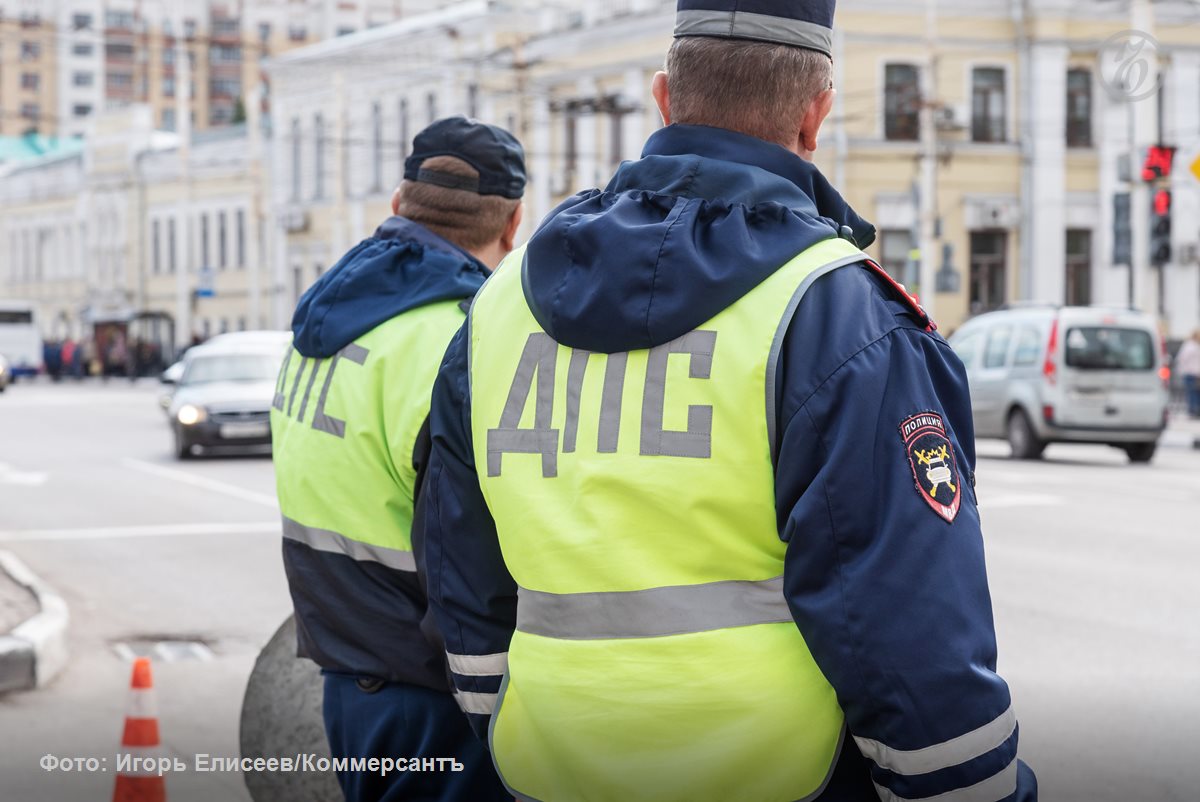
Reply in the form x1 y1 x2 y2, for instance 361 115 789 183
283 216 488 690
419 125 1037 800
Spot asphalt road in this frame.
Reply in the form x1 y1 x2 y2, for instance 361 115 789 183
1 380 1197 801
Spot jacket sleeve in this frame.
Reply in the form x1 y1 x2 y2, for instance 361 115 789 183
775 321 1037 802
413 322 517 739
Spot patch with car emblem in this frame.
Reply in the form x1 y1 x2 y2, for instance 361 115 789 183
899 412 961 523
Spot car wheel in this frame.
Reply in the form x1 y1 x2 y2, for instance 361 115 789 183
1124 442 1156 464
1006 409 1045 460
174 428 194 460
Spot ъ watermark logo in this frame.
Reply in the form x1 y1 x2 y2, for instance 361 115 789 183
1100 30 1162 102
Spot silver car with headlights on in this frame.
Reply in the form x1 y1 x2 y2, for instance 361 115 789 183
165 339 288 459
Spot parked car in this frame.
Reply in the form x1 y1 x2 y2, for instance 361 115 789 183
949 305 1168 463
165 338 289 459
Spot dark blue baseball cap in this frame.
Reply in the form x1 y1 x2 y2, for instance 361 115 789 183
674 0 837 58
403 116 526 200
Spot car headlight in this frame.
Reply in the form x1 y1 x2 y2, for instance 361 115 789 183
177 404 207 426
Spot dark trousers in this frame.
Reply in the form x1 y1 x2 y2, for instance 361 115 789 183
1186 375 1200 417
323 673 510 802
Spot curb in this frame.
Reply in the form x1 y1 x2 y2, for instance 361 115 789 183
0 551 69 694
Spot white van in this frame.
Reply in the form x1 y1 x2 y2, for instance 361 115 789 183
0 301 43 378
950 305 1168 462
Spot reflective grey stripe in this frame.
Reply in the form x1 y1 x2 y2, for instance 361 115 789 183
312 342 369 437
873 758 1017 802
281 516 415 572
855 705 1017 776
640 330 717 459
516 576 791 640
296 355 322 423
674 9 833 55
287 356 309 416
562 349 590 453
454 690 498 715
445 651 508 677
597 351 627 452
765 252 869 465
487 332 560 478
273 345 294 410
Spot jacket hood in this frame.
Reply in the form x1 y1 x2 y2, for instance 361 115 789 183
523 124 876 354
292 217 489 358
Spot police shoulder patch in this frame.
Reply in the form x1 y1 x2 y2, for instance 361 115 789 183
899 412 961 523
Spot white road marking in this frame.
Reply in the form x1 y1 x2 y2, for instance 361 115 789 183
0 521 279 542
0 462 49 486
120 458 278 508
979 493 1064 509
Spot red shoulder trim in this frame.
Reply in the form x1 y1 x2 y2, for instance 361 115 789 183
862 259 937 333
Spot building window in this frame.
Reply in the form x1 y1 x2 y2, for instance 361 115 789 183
20 103 39 121
21 73 39 90
884 64 920 142
238 316 247 331
609 105 624 168
200 214 210 268
291 117 302 200
258 22 271 43
314 262 324 282
168 219 177 273
72 71 93 87
162 108 176 130
209 44 241 64
293 266 304 304
969 230 1008 313
879 229 913 282
371 102 383 192
163 76 175 97
163 47 176 65
1066 68 1092 148
426 92 437 124
210 78 240 98
20 42 41 61
1065 229 1092 306
74 104 94 117
314 113 325 199
218 212 228 270
73 42 94 56
73 13 94 30
106 72 134 91
183 19 197 39
236 210 246 268
152 220 161 274
565 104 578 176
288 25 307 42
105 10 135 29
971 67 1006 143
105 42 135 60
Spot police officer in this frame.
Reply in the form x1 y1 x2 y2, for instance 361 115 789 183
419 3 1039 801
271 116 523 802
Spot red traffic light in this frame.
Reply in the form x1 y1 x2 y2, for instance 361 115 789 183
1154 189 1171 216
1142 146 1176 182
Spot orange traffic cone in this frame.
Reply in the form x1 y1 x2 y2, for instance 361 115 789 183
112 657 167 802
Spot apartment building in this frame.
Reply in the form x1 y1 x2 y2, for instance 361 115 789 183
0 105 266 348
0 0 414 139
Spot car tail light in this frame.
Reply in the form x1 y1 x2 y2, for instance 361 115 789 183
1042 405 1055 424
1159 334 1170 387
1043 319 1059 386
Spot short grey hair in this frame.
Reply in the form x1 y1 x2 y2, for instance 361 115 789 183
665 37 834 146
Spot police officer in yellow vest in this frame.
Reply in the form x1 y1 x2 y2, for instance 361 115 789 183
418 3 1038 801
271 117 523 802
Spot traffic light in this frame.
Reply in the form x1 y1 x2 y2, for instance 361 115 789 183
1150 189 1171 267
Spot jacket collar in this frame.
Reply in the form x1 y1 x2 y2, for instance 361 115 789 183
373 216 489 274
623 124 875 247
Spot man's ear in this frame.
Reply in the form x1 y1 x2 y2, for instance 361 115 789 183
651 71 671 126
797 87 835 161
501 202 524 253
390 187 402 216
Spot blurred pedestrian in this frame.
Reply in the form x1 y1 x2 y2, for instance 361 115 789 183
272 117 524 802
1176 329 1200 417
419 1 1036 801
